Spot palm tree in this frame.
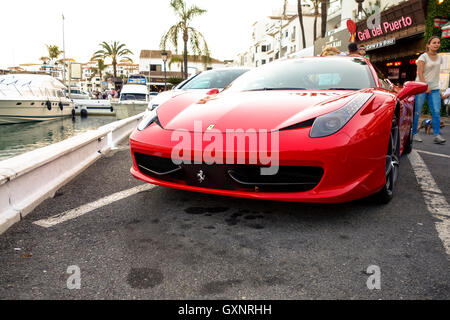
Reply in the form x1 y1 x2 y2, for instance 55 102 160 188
320 0 328 38
160 0 209 79
297 0 306 49
90 59 107 81
313 0 319 41
46 45 63 61
91 41 133 78
168 54 185 76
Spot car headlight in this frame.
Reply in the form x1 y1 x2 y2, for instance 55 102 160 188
137 109 158 131
310 92 373 138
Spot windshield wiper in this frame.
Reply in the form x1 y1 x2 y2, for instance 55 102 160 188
246 87 306 91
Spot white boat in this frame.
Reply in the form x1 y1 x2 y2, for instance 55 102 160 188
73 99 115 116
66 85 90 100
113 84 151 119
0 74 74 124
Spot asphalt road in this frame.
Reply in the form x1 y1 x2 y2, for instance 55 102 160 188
0 131 449 300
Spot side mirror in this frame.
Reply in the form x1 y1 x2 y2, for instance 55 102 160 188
397 81 428 100
206 88 219 95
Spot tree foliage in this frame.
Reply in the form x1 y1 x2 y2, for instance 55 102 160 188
425 0 450 53
92 41 133 78
160 0 209 79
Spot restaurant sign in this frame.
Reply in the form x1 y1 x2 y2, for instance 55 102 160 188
356 0 425 43
358 17 413 41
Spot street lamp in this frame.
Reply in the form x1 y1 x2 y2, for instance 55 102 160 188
161 50 168 91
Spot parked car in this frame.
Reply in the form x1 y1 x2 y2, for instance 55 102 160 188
147 67 251 111
130 56 427 203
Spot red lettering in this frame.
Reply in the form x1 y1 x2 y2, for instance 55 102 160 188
383 21 390 33
358 30 369 41
405 16 412 26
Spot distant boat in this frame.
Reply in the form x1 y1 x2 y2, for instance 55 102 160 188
113 84 152 119
0 74 74 124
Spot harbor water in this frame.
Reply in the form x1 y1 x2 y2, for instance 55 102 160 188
0 116 119 161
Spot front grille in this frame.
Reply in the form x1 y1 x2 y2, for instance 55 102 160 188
135 153 181 176
134 153 323 193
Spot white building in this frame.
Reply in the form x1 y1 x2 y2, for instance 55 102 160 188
326 0 406 35
233 0 407 66
139 50 225 88
233 0 320 67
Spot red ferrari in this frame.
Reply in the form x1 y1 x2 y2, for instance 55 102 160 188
130 57 427 203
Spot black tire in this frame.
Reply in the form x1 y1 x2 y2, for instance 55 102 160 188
375 114 400 204
46 100 51 111
59 101 63 111
403 124 413 155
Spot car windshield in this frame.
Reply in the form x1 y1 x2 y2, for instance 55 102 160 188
120 93 147 101
181 69 249 90
225 58 375 92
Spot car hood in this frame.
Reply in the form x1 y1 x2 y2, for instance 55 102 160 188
158 90 362 132
149 89 211 108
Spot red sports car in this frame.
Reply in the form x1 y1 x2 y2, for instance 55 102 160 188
129 57 427 203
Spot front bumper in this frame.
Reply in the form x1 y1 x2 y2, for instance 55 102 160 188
129 110 392 203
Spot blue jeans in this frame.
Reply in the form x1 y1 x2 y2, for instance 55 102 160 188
413 90 442 135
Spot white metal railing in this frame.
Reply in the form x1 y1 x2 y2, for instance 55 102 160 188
0 113 144 234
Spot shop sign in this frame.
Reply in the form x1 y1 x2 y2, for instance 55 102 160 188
356 0 425 43
358 16 413 41
366 38 396 51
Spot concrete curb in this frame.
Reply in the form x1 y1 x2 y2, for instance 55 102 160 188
0 113 144 234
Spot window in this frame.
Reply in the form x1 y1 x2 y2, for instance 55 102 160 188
262 60 266 65
180 68 250 90
150 64 162 72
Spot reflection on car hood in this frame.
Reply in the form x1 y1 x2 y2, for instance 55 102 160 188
158 90 358 132
148 89 212 108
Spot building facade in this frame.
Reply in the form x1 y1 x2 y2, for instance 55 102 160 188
139 50 225 91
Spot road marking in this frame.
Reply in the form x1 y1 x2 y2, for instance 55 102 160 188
416 150 450 159
408 150 450 257
33 184 155 228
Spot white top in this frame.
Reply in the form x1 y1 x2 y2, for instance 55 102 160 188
415 53 442 90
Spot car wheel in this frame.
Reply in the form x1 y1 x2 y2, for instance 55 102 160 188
376 114 400 204
403 123 413 155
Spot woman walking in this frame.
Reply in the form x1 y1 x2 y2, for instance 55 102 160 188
413 36 445 144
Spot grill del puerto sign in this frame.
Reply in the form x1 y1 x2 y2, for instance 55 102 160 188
358 16 413 41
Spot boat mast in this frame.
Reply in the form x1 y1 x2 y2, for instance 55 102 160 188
62 13 66 85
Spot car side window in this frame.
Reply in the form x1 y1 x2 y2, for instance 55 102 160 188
375 68 393 91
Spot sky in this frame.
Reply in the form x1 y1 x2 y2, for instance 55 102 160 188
0 0 280 69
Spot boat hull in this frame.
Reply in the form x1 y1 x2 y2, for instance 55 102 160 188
0 100 74 124
73 99 115 116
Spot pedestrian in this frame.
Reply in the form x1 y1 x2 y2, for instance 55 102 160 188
413 36 446 144
347 42 360 57
320 46 342 56
358 45 369 59
441 83 450 115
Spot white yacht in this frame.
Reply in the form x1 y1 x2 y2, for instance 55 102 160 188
113 84 151 119
0 74 74 124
